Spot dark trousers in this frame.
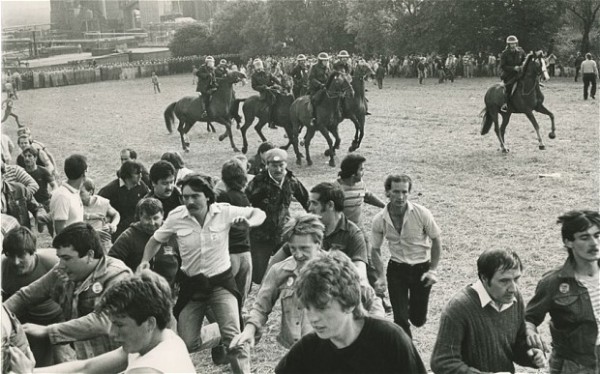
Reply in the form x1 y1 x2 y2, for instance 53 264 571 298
583 73 596 99
386 260 432 338
575 67 581 81
202 93 211 116
250 239 277 284
377 77 383 89
548 64 555 77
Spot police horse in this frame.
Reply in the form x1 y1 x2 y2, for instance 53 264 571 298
163 71 246 152
480 51 555 152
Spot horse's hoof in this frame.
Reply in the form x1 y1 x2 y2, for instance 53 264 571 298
548 132 556 139
300 140 305 146
218 135 226 142
184 148 190 153
233 148 240 153
539 145 546 150
501 148 509 153
307 159 313 166
324 149 331 157
242 147 247 154
328 159 336 167
296 158 302 166
348 146 356 152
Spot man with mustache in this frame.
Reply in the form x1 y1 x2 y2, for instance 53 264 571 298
145 160 181 218
139 174 266 374
525 210 600 374
431 248 546 373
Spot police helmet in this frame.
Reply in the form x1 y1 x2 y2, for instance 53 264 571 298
318 52 330 61
219 59 227 65
296 54 307 61
337 50 350 58
205 56 215 62
506 35 518 44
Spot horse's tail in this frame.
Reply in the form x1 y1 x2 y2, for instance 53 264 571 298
480 108 493 135
164 102 176 133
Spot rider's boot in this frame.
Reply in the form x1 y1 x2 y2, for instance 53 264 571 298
202 94 211 118
268 107 277 129
501 88 510 112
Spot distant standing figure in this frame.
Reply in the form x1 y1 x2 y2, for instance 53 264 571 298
581 53 598 100
574 52 585 82
151 72 160 94
192 65 198 85
376 63 385 89
417 58 426 84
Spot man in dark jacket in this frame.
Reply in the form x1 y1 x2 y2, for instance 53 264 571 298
196 56 217 118
109 198 179 288
333 50 352 75
574 52 585 82
308 52 331 125
245 149 309 284
251 58 281 126
145 160 181 218
290 54 308 99
500 35 526 112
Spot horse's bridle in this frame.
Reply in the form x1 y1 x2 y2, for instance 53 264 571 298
325 75 354 98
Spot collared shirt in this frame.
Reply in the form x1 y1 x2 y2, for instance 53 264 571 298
471 279 515 312
247 255 315 348
49 183 84 226
153 203 260 277
371 201 441 265
268 170 287 189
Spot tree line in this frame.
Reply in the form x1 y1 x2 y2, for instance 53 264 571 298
169 0 600 59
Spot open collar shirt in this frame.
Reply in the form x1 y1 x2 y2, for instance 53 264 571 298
153 203 258 278
471 279 516 312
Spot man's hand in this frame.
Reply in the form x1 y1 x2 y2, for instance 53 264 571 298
137 261 151 273
515 66 522 73
35 209 51 225
525 327 548 352
420 270 438 287
230 325 256 348
22 323 49 338
527 348 546 368
232 216 250 228
8 346 35 374
107 223 117 234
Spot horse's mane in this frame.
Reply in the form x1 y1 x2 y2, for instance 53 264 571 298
521 52 535 74
325 71 341 89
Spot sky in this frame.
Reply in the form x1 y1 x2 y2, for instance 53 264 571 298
1 0 51 28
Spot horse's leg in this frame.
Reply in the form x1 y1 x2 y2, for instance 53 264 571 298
535 104 556 139
223 119 240 153
347 116 361 152
255 117 268 143
498 112 511 153
356 114 366 150
179 121 189 152
240 116 254 154
318 126 337 167
283 124 302 165
524 112 546 150
304 127 316 166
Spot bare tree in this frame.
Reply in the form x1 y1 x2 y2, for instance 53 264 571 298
566 0 600 53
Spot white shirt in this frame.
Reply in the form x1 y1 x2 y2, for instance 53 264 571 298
126 329 195 373
471 279 516 312
49 183 84 226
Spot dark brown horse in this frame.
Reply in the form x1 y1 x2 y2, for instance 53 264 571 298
290 71 354 167
238 75 297 155
163 71 246 152
481 51 555 153
341 63 375 152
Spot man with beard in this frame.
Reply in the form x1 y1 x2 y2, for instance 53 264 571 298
109 198 179 288
371 174 442 338
139 174 266 374
145 160 181 218
431 249 546 373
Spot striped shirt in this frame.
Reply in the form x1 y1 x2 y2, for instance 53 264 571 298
578 275 600 345
335 179 368 227
3 165 39 197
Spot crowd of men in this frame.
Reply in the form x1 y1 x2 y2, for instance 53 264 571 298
1 125 599 373
1 34 599 373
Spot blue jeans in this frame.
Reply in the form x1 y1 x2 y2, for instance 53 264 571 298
178 287 250 374
386 260 432 338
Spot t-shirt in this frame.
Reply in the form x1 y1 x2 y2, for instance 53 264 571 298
125 329 195 374
83 195 112 230
275 317 426 374
26 166 53 206
334 179 368 227
49 184 84 227
1 252 63 325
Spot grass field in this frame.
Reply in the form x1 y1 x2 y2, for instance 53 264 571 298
3 73 599 373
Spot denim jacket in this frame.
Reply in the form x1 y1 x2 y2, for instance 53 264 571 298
525 258 599 369
4 256 132 359
246 256 312 348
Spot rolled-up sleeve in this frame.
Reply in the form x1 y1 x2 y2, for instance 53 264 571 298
153 212 177 243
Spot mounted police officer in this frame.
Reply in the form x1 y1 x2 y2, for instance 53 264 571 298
215 59 228 78
251 58 282 126
333 50 352 75
196 56 218 118
291 54 308 98
308 52 331 125
500 35 526 112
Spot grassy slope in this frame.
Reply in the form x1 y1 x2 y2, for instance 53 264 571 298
5 73 598 373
